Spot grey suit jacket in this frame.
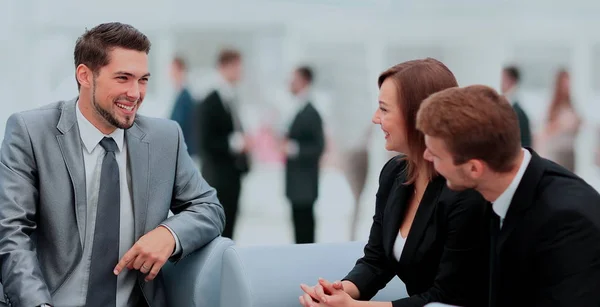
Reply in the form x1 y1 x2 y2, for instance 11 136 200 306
0 99 225 307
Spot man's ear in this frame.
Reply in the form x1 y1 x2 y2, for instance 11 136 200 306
76 64 93 89
466 159 486 180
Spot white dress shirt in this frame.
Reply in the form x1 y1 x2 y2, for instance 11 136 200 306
503 86 519 105
51 102 180 307
282 89 312 157
492 148 532 228
214 74 246 154
393 233 407 262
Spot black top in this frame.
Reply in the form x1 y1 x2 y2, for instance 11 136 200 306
344 156 490 307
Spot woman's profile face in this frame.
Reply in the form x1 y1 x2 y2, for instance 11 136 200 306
372 78 407 153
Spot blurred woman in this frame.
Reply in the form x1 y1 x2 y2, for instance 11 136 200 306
538 69 581 172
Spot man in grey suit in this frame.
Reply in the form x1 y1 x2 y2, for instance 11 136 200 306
0 23 225 307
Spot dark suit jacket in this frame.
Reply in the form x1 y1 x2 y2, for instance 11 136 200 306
196 90 250 187
492 149 600 307
344 156 490 307
170 87 196 156
513 102 532 148
285 103 325 206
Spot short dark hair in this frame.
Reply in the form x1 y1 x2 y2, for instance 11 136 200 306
173 56 187 71
416 85 521 173
503 66 520 83
74 22 151 90
296 66 314 84
217 49 241 66
379 58 458 184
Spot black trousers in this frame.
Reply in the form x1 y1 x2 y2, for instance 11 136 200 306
218 180 241 239
291 203 315 244
203 169 241 239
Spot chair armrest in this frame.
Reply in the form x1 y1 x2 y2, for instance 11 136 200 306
220 241 406 307
163 236 234 307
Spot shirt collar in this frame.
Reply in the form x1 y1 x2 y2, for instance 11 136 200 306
293 87 312 110
492 148 531 222
216 73 237 103
76 100 125 154
504 86 519 105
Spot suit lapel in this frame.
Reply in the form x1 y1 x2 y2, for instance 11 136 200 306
383 175 410 261
56 98 86 247
126 123 150 240
399 177 444 267
497 149 545 251
288 103 310 137
215 91 239 132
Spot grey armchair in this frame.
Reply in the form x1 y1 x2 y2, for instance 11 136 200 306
220 241 408 307
163 236 234 307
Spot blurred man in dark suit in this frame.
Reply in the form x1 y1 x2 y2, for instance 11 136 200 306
169 56 197 157
196 49 250 239
282 66 325 244
501 66 532 147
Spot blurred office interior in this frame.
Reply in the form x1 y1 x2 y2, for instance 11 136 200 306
2 0 600 245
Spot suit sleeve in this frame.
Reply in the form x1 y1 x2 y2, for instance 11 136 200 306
161 122 226 259
196 96 231 157
296 109 325 159
342 157 399 300
173 91 196 156
170 93 186 127
391 191 489 307
532 209 600 306
0 113 52 306
515 107 532 148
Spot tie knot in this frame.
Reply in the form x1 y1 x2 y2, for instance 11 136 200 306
100 137 118 153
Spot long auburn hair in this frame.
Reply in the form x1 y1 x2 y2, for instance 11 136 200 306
378 58 458 184
547 69 574 123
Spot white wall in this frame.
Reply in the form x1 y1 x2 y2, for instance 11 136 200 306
2 0 600 188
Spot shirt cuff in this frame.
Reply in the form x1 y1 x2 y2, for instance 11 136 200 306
160 224 182 256
286 140 299 158
228 132 245 153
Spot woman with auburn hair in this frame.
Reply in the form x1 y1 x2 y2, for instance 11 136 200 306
299 58 490 307
537 69 581 172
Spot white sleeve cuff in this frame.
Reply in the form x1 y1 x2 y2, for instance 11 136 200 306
160 224 182 256
228 132 245 153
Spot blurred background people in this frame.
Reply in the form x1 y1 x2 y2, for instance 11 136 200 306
537 69 582 172
4 1 600 247
342 126 372 241
282 66 325 244
169 56 197 157
196 49 250 239
501 65 532 148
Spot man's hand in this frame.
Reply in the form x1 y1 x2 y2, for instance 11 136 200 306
279 139 299 157
242 135 253 153
113 226 175 282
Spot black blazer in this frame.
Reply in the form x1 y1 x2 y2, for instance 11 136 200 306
344 156 490 307
492 149 600 307
285 102 325 206
195 90 250 184
512 102 532 148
